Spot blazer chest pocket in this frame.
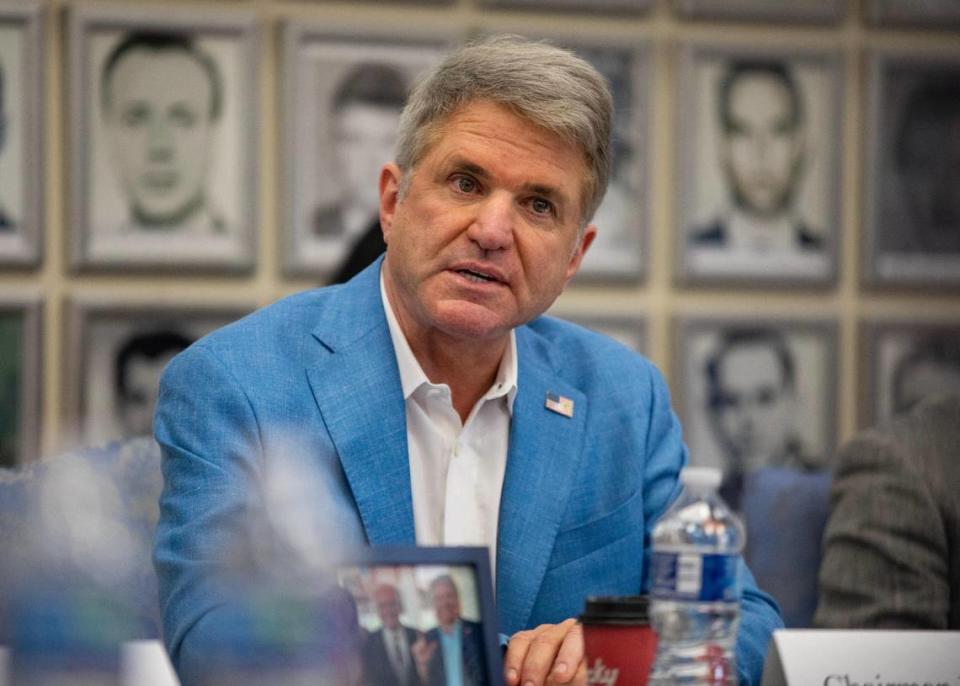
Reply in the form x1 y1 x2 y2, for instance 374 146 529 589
547 488 644 571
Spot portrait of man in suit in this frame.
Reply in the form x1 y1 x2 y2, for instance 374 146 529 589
890 332 960 418
314 62 407 283
690 59 822 259
114 329 193 438
361 583 422 686
413 575 485 686
883 75 960 255
703 327 820 507
100 31 227 236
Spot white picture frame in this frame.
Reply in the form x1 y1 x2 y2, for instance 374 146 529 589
68 3 260 272
675 42 843 287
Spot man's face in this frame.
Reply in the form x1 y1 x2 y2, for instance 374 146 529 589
710 343 794 471
373 585 402 630
104 48 214 226
431 581 460 627
898 111 960 244
720 73 804 218
380 99 595 345
334 103 402 215
118 352 179 436
894 359 960 415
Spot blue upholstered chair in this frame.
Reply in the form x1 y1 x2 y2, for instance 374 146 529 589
741 467 832 628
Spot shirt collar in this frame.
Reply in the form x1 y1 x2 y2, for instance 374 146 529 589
380 269 518 413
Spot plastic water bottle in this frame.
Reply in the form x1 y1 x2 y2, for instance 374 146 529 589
649 466 745 686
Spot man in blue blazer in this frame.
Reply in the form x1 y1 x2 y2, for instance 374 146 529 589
154 36 782 686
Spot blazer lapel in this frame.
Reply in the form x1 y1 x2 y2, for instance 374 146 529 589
305 259 415 545
496 327 587 633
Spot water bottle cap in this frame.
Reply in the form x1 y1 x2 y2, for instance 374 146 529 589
680 466 722 489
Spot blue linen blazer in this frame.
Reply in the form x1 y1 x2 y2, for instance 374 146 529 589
153 257 782 684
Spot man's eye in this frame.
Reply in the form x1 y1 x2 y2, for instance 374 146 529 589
453 175 478 193
530 197 553 216
121 104 150 127
169 105 198 128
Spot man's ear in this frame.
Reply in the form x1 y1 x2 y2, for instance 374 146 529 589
379 162 402 245
563 224 597 284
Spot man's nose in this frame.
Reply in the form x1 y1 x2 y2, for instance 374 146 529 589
147 118 174 161
467 193 515 251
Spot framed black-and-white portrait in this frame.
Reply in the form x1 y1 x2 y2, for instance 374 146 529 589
0 297 40 467
64 299 250 447
0 1 44 267
863 51 960 288
487 30 649 282
675 44 843 286
673 316 837 508
336 547 501 686
673 0 845 24
550 310 647 353
282 22 452 279
860 319 960 428
68 4 259 272
866 0 960 29
478 0 653 14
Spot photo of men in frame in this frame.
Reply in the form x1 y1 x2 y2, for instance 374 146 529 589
77 309 244 446
82 25 252 268
680 49 839 282
338 564 487 686
679 321 834 510
871 325 960 425
868 60 960 285
289 37 447 278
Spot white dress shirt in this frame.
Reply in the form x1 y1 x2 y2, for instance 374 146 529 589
381 273 516 579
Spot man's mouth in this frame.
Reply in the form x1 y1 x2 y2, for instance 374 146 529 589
456 268 498 284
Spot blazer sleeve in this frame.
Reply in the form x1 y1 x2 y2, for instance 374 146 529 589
152 343 268 684
640 367 783 686
815 429 950 629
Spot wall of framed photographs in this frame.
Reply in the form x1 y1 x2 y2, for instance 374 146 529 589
1 0 959 466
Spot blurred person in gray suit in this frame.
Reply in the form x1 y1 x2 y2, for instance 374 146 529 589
816 393 960 629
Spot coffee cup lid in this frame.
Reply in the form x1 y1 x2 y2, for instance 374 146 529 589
580 595 650 625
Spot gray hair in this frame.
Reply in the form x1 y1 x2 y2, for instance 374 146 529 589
395 35 613 228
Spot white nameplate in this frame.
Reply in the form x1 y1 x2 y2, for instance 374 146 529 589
762 630 960 686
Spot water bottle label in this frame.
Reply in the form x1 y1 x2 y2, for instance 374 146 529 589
650 552 741 602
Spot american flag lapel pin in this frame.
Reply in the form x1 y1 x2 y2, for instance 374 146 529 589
545 392 574 418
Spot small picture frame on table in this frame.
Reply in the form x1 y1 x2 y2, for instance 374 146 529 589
67 3 260 272
0 297 41 467
336 546 502 686
0 0 45 268
675 42 843 287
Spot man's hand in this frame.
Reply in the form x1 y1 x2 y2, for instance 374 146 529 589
504 618 586 686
